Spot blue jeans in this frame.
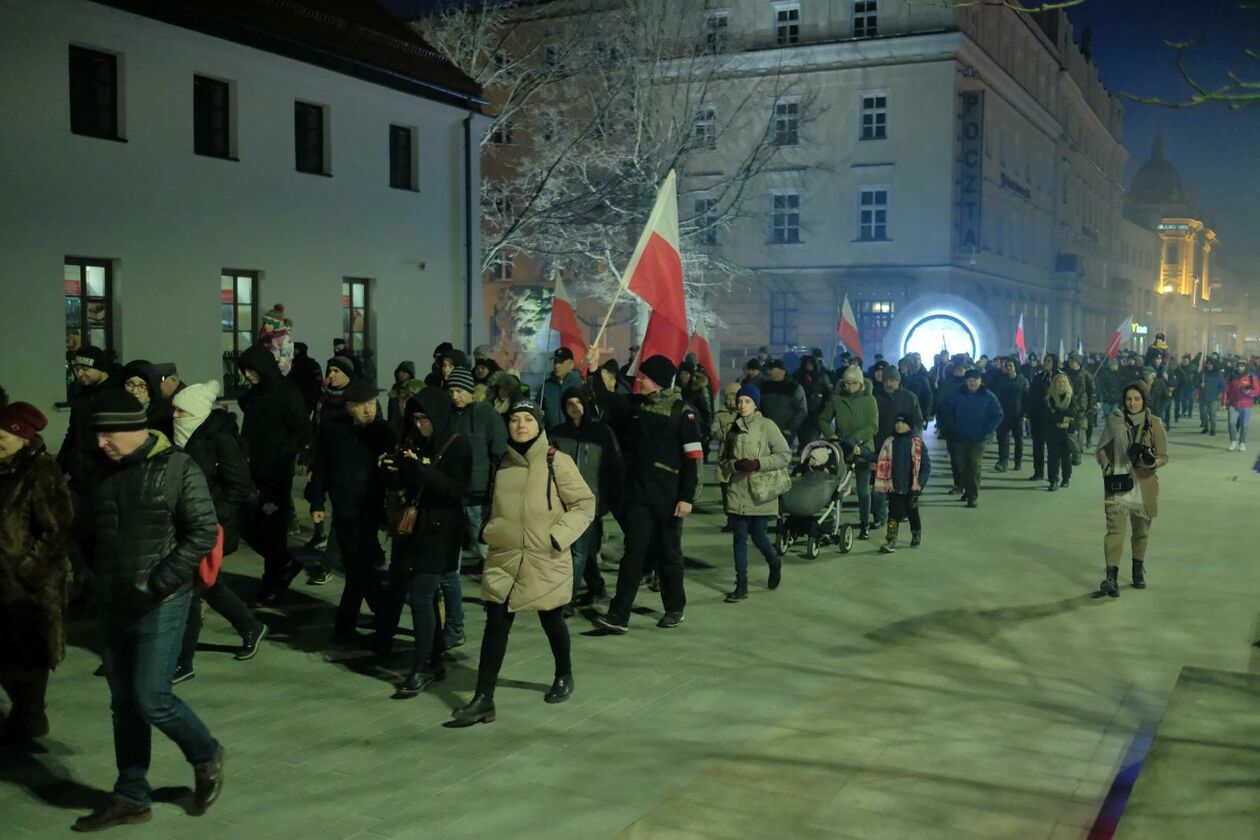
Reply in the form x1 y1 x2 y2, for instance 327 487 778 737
439 504 482 637
408 572 443 663
730 515 778 580
102 591 219 807
1229 406 1252 443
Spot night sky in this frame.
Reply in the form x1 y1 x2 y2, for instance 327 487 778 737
382 0 1260 266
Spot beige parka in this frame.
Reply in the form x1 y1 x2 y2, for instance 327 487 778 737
480 432 595 612
718 411 792 517
1095 408 1169 519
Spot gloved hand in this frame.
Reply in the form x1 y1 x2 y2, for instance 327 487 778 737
735 458 760 473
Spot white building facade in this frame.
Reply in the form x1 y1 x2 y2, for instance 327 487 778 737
675 0 1157 370
0 0 489 443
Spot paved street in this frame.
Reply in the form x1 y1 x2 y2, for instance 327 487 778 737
3 419 1259 839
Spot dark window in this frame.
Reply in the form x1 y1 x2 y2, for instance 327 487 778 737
390 125 415 190
776 5 801 46
861 94 887 140
858 188 888 240
701 12 729 53
194 75 230 158
489 118 513 145
69 46 119 139
773 99 800 146
488 254 513 281
220 270 259 395
770 291 798 345
294 101 326 174
691 106 717 150
853 0 878 38
695 198 719 246
771 192 801 244
65 258 114 355
342 279 370 355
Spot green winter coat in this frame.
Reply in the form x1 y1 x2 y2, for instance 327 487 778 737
718 412 792 517
817 389 878 453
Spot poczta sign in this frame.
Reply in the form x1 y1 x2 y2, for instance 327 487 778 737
958 91 984 250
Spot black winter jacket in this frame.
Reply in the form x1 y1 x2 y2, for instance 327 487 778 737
57 376 119 493
88 433 218 619
874 387 925 451
306 411 395 522
992 374 1030 423
182 410 255 555
390 389 471 575
591 377 703 507
449 398 508 500
237 344 312 473
550 390 625 516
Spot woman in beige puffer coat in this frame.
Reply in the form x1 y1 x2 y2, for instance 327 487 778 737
449 400 594 728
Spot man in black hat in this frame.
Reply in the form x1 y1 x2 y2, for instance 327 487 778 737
73 391 224 831
541 347 583 430
587 352 703 633
305 379 394 643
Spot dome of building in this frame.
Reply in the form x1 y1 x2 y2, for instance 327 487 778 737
1129 135 1184 205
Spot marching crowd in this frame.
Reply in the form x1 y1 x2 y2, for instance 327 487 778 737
1 322 1259 831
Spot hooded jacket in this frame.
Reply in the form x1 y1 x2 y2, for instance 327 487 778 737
237 343 312 472
1224 370 1259 410
305 399 395 521
1199 367 1226 403
390 389 472 575
590 378 703 506
480 431 594 612
288 343 323 413
549 387 625 516
817 387 878 454
387 361 426 438
87 432 218 619
180 409 254 555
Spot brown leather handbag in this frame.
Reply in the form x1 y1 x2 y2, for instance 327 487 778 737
389 434 461 537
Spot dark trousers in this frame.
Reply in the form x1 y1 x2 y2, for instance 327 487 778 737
570 516 607 600
1046 427 1074 483
375 555 445 665
955 441 986 501
0 668 50 734
608 502 686 624
333 517 383 634
1030 423 1047 477
946 440 962 488
475 601 571 698
996 418 1024 466
1177 389 1195 420
886 492 921 532
250 458 298 589
1200 400 1218 434
179 580 258 668
101 591 219 808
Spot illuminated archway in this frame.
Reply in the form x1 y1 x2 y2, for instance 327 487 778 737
903 313 978 360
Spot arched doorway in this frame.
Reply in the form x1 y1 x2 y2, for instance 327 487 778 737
903 313 978 360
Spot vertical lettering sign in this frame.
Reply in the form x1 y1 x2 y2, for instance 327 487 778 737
958 90 984 250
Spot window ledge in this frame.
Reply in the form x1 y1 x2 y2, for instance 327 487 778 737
390 185 420 193
72 131 126 143
197 152 240 162
296 169 333 177
768 240 805 246
853 238 892 243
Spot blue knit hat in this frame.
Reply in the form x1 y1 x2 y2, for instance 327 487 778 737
736 383 761 409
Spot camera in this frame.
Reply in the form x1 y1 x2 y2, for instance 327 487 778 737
1128 442 1157 470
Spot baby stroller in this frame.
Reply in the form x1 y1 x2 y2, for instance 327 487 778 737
775 440 855 559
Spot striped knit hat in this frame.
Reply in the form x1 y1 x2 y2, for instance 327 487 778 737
446 366 476 395
92 390 148 432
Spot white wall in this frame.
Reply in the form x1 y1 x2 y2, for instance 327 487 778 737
0 0 487 445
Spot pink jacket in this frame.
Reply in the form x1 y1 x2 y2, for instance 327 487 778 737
1223 373 1259 410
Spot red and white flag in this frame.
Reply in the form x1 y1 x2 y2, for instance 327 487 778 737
624 170 688 365
1104 315 1133 361
836 294 862 360
687 321 719 399
548 275 587 367
1014 313 1027 364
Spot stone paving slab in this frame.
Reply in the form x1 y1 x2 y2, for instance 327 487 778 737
2 417 1259 838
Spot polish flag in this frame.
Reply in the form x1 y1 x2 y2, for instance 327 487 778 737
549 275 587 366
1104 315 1133 361
1014 314 1027 364
836 294 862 360
624 170 688 364
687 321 719 398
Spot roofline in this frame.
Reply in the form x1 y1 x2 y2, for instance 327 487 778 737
89 0 488 111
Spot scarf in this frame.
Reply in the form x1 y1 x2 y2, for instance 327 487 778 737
874 435 922 494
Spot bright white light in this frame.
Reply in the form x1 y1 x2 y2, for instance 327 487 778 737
903 313 977 360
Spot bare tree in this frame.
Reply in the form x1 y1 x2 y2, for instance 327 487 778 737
415 0 826 333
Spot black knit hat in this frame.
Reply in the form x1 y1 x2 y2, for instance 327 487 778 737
446 366 476 394
92 390 148 431
343 380 378 403
507 399 544 426
328 356 356 379
639 355 677 389
71 345 108 371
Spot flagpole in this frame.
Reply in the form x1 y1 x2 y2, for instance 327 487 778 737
585 285 625 365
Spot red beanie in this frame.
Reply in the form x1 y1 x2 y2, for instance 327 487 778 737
0 402 48 442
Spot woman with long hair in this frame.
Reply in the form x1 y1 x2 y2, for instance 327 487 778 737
1095 381 1168 597
1044 372 1077 491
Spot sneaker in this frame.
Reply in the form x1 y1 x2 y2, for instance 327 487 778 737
994 462 1007 473
444 629 466 649
910 533 922 548
1228 441 1239 451
234 623 269 661
1242 443 1249 453
72 796 152 832
172 662 195 685
656 612 685 629
966 499 978 509
192 746 225 815
948 486 963 496
306 565 333 586
594 613 629 634
879 542 896 554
